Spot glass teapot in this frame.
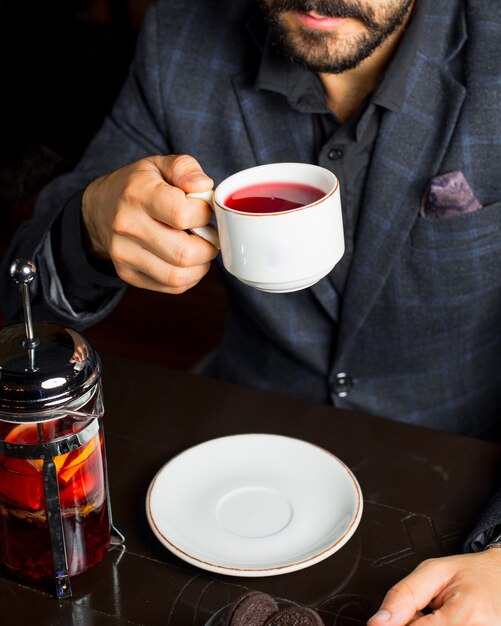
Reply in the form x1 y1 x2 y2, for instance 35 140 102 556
0 259 123 598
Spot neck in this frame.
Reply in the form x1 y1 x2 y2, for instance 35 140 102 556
320 2 415 122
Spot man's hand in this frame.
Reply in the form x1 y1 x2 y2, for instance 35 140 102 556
368 549 501 625
82 154 218 294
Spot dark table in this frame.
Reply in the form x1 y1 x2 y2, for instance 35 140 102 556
1 354 501 625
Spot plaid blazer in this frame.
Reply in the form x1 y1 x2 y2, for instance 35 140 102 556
2 0 501 544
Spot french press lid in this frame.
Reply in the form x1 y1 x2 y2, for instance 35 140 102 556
0 259 101 421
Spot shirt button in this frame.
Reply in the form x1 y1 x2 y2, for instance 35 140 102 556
332 372 353 397
328 148 343 160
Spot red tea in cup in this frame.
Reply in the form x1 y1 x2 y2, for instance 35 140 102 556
224 182 325 213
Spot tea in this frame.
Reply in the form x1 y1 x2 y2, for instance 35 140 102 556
0 497 110 581
225 182 325 213
0 422 110 581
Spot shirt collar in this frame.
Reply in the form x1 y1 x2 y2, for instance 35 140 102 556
255 30 331 115
372 0 429 113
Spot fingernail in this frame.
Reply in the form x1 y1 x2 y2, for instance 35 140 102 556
368 610 392 623
187 171 209 181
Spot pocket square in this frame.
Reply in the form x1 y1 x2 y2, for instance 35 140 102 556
420 171 482 218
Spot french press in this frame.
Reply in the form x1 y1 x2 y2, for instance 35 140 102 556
0 259 124 598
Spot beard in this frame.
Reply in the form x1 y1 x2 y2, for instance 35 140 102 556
260 0 414 74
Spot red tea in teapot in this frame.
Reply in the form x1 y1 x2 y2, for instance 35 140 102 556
0 418 110 581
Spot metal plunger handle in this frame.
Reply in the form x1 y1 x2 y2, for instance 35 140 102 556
9 258 39 349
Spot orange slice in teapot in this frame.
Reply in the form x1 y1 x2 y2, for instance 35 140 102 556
58 436 98 485
5 422 53 444
4 423 98 480
4 423 58 472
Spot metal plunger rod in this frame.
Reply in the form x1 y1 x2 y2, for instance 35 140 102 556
21 281 35 342
9 259 39 355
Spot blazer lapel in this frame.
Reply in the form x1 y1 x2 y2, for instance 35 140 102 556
335 4 467 364
232 71 315 166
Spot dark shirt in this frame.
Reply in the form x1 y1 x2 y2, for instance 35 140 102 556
52 2 426 311
255 3 426 293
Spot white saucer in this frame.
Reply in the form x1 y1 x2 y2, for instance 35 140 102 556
146 433 363 577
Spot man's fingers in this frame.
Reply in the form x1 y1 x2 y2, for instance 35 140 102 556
119 272 205 295
117 262 210 294
407 612 425 624
134 162 213 230
150 154 214 193
412 584 501 626
111 236 212 292
112 155 214 237
368 560 452 626
82 154 217 295
147 184 214 231
112 214 218 267
121 269 205 295
405 606 461 626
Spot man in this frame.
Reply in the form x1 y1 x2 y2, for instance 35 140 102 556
2 0 501 622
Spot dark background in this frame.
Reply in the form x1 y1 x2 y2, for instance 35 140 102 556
0 0 226 370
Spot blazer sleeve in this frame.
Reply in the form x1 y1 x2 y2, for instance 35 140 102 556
464 487 501 552
0 3 172 329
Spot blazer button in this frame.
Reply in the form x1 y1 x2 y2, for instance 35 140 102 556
328 148 343 160
333 372 353 397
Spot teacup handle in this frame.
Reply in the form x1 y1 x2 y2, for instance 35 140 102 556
186 191 220 249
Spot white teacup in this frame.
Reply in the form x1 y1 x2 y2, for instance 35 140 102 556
190 162 344 293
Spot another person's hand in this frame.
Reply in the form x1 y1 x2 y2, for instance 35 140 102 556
82 154 218 294
368 549 501 625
